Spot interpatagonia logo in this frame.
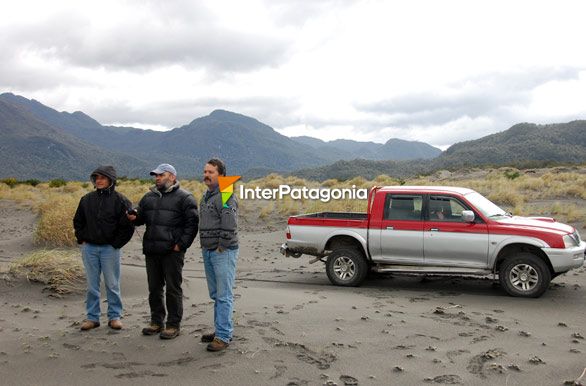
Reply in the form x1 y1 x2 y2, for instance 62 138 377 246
218 176 241 208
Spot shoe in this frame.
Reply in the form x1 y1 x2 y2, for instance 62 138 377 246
201 332 215 343
142 323 163 336
206 337 229 352
108 319 123 330
160 326 180 340
80 320 100 331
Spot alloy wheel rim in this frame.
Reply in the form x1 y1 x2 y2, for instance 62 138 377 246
333 256 356 280
509 264 539 292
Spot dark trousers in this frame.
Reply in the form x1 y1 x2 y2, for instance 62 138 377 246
145 252 184 328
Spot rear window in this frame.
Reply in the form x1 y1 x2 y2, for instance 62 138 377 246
384 194 423 221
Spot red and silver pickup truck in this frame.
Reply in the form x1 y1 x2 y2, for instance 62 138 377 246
280 186 585 297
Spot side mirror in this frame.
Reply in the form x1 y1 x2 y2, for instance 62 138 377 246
462 210 475 223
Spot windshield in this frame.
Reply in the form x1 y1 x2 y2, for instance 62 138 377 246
464 192 508 218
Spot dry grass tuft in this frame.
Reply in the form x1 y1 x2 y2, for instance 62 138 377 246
9 249 85 294
34 195 82 247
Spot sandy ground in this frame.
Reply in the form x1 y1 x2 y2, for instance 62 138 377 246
1 200 586 385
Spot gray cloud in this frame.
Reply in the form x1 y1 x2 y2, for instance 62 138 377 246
356 67 583 128
0 2 293 73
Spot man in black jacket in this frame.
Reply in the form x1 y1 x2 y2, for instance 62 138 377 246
73 165 134 331
127 163 199 339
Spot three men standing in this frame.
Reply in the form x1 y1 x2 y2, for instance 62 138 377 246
75 160 238 351
128 163 199 339
199 158 239 352
74 166 135 331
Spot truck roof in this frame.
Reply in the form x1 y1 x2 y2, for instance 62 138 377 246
377 186 476 195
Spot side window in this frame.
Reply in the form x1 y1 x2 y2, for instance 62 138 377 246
428 196 469 222
384 194 423 221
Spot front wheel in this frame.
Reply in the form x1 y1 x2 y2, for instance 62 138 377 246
499 253 551 298
326 248 368 287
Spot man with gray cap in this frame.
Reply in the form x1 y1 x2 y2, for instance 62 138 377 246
127 163 199 339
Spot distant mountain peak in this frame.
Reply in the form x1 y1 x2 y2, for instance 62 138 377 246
187 109 272 135
209 109 236 116
208 109 254 121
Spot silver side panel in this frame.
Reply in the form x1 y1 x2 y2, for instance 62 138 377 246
287 225 369 255
376 229 424 263
423 231 489 268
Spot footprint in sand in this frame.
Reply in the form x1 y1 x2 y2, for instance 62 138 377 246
339 374 358 385
424 374 463 384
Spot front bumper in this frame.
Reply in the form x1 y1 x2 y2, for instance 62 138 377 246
543 241 586 273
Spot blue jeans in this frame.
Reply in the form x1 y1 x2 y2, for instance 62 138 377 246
202 248 238 343
81 243 123 322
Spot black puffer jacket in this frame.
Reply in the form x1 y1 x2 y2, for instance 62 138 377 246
134 182 199 255
73 166 135 249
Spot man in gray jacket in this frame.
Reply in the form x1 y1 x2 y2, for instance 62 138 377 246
199 158 239 352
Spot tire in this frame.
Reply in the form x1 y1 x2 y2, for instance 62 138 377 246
326 248 368 287
498 253 551 298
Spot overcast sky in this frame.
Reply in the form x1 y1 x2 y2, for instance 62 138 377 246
1 0 585 149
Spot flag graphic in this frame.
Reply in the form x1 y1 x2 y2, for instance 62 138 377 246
218 176 241 208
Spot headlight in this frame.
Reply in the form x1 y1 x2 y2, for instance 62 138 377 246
563 234 579 248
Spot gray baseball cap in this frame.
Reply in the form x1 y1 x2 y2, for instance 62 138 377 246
150 163 177 176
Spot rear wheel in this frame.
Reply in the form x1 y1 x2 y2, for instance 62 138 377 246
499 253 551 298
326 248 368 287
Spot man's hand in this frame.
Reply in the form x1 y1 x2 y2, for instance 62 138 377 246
216 246 225 253
126 208 138 221
173 244 181 252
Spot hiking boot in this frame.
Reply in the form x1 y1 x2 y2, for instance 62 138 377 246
108 319 123 330
201 332 215 343
206 337 229 352
160 326 180 340
80 320 100 331
142 323 163 336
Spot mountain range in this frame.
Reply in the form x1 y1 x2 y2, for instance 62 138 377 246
0 93 441 180
292 120 586 180
1 92 584 181
291 136 441 161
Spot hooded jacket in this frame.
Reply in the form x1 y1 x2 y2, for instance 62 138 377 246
134 181 199 255
73 165 135 249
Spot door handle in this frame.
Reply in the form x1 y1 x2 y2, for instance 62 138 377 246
429 228 439 232
386 226 394 230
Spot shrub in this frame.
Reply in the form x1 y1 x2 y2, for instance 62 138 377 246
22 179 41 187
1 177 18 188
34 195 79 247
49 179 67 188
487 190 524 208
504 170 521 180
9 249 85 295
